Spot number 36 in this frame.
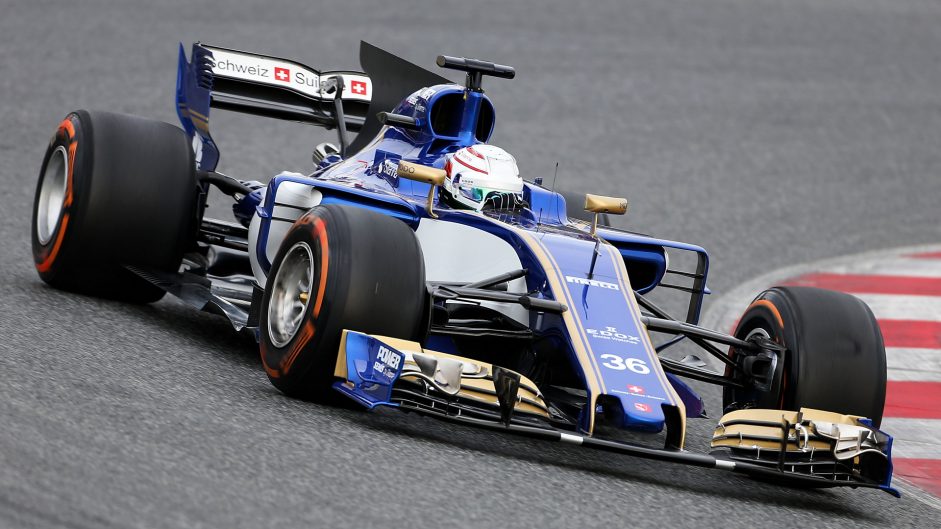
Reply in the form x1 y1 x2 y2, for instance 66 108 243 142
600 354 650 374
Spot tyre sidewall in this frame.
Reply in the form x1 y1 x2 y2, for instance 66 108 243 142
32 112 90 285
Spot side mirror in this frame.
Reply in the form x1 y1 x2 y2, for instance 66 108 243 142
584 193 628 236
397 161 447 218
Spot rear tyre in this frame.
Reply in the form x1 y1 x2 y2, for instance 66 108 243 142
31 110 198 303
259 205 427 400
724 286 886 427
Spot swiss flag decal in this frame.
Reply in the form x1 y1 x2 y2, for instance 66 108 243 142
274 67 290 82
351 80 367 96
627 385 645 395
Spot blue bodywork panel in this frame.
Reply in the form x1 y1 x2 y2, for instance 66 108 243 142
333 332 405 409
176 44 219 172
858 417 898 495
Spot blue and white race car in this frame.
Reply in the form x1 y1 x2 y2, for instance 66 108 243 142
30 41 897 496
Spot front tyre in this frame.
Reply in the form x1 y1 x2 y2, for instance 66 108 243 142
724 286 887 427
259 205 427 400
31 110 198 303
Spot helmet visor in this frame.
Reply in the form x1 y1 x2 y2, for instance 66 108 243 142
458 186 521 209
459 186 484 204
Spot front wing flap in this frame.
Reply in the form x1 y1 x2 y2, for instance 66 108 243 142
333 331 550 422
711 408 895 494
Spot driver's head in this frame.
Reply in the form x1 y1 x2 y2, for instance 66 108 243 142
443 145 523 211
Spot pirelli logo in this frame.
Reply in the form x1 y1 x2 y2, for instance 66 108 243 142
565 276 620 291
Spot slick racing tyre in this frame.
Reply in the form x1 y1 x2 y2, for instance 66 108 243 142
31 110 198 303
724 286 887 427
260 205 427 400
560 189 610 226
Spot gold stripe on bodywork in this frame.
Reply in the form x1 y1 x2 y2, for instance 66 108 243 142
187 108 210 122
521 233 609 393
177 103 209 132
604 241 687 448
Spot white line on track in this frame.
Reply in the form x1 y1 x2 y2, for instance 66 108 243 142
880 418 941 459
854 293 941 321
886 348 941 382
822 257 941 279
894 479 941 512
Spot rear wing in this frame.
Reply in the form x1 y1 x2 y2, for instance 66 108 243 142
176 42 372 171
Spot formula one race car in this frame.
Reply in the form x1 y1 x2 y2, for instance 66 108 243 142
30 42 898 496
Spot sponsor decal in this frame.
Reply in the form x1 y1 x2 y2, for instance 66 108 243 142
418 87 436 100
565 276 620 291
214 59 269 77
376 345 401 369
406 90 431 112
586 326 640 344
372 345 403 381
613 389 665 400
634 402 651 413
380 159 399 179
338 74 371 102
369 157 400 183
351 80 367 96
207 47 323 99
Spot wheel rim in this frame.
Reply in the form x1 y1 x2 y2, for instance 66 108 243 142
744 327 772 342
36 145 68 245
267 242 314 348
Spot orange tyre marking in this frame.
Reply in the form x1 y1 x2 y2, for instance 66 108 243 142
262 214 330 378
741 298 788 407
36 117 77 274
748 299 785 329
312 217 329 318
280 320 315 376
261 345 280 377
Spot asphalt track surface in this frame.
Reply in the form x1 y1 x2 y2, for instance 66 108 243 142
2 0 941 527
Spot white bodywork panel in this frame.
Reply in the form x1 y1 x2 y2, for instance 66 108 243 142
416 218 528 325
249 176 322 287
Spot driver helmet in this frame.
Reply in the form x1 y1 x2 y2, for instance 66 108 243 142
443 145 523 211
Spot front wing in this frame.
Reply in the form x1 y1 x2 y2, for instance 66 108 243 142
333 331 899 496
